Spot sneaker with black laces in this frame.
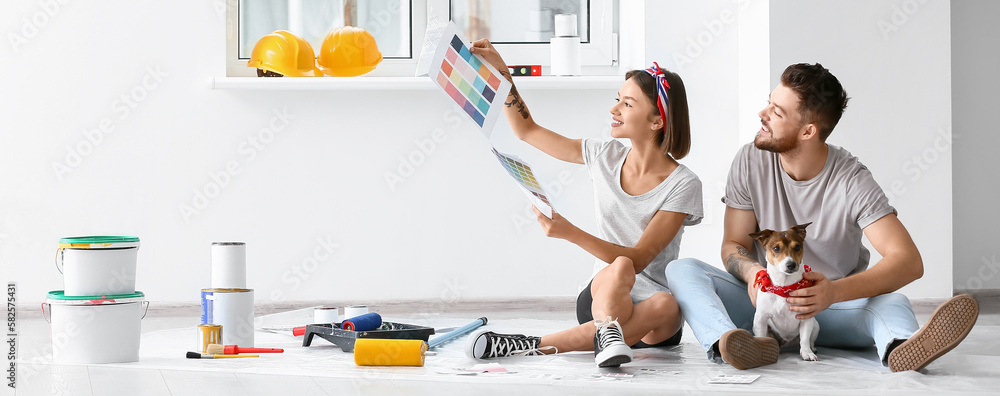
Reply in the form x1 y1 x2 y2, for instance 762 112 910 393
465 330 552 359
594 316 632 367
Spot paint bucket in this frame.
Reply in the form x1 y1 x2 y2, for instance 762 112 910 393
42 290 148 364
56 236 140 296
200 288 254 347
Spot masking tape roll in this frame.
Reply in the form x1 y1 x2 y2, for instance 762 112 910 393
353 338 427 367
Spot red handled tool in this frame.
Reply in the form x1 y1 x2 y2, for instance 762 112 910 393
206 344 283 354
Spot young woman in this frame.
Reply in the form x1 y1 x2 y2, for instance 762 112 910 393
465 40 704 367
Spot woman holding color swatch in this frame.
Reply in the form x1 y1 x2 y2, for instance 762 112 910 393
466 40 704 367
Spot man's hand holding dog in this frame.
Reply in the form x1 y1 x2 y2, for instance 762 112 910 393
786 271 839 319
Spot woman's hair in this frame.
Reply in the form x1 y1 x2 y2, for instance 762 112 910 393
624 69 691 160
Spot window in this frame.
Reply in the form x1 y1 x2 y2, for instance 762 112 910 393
239 0 411 59
226 0 616 77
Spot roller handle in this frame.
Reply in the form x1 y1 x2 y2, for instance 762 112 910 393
428 317 488 349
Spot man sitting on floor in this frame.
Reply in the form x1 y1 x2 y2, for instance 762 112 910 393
665 62 979 372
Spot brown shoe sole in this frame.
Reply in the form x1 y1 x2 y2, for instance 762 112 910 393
888 294 979 372
719 329 780 370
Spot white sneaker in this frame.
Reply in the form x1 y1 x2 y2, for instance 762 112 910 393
593 316 632 367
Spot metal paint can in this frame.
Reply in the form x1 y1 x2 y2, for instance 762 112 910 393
200 288 255 347
198 324 223 353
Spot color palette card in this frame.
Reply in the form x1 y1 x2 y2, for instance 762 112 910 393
420 21 512 139
491 148 554 218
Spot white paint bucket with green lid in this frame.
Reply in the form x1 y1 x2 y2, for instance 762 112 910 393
56 236 140 296
42 290 148 364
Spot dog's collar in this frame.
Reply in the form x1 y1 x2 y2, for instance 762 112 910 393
754 265 814 298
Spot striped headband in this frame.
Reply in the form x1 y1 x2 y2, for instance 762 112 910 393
643 62 671 129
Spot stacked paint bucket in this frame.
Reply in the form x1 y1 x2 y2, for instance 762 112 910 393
44 236 149 364
199 242 255 351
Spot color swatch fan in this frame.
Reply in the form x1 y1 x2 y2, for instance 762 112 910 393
417 22 512 139
491 148 555 218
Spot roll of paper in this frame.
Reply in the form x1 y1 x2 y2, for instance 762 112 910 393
354 339 428 366
554 14 577 37
550 37 581 76
344 305 368 319
314 307 339 324
211 242 246 289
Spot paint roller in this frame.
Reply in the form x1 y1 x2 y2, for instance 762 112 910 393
292 312 383 336
353 317 488 367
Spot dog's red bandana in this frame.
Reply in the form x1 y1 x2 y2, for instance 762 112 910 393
754 265 814 298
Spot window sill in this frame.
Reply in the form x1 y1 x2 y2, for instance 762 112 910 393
210 76 623 91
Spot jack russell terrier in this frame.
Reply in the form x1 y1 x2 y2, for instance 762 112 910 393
749 223 820 362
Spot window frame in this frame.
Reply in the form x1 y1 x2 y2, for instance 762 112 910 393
226 0 616 77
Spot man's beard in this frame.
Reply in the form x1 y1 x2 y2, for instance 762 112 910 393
754 130 798 153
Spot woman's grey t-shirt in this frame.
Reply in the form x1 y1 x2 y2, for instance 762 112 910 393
582 139 704 302
722 143 896 280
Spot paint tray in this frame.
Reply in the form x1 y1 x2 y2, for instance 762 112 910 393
301 322 436 352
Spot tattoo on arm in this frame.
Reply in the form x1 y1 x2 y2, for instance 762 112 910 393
725 245 759 282
499 70 530 120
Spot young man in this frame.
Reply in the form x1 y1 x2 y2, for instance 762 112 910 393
665 63 979 372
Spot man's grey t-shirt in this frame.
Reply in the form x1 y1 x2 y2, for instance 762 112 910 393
583 138 704 302
723 143 896 280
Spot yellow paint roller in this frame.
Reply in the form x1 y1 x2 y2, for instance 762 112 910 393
353 338 428 367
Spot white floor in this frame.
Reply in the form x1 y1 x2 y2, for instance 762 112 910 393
9 296 1000 396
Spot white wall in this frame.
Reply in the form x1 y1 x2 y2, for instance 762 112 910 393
769 0 953 297
1 0 605 303
0 0 961 303
951 0 1000 293
637 0 745 269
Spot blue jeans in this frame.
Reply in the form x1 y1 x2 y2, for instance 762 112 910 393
664 258 920 364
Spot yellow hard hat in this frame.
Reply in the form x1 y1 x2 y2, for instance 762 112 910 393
248 30 323 77
318 26 383 77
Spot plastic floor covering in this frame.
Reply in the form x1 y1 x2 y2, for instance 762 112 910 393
11 298 1000 395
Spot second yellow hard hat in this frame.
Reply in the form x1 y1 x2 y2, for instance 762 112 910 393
318 26 383 77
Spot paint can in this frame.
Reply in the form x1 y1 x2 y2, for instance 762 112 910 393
354 339 428 366
198 324 223 353
344 305 368 319
314 307 339 324
211 242 246 289
56 236 140 296
200 288 254 347
42 290 148 364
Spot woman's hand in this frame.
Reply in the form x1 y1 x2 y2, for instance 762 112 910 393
532 206 579 240
470 39 510 81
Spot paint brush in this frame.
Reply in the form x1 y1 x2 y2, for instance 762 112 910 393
186 351 259 359
205 344 284 354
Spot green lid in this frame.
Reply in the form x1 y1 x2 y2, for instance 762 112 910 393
58 236 139 244
47 290 145 300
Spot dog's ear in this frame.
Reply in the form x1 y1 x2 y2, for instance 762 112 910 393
792 222 812 239
748 229 773 245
